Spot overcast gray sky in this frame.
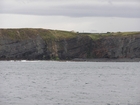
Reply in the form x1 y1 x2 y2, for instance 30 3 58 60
0 0 140 33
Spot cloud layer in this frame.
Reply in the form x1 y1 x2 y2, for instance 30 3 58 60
1 14 140 33
1 0 140 18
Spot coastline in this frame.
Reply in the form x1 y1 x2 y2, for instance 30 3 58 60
0 58 140 62
72 58 140 62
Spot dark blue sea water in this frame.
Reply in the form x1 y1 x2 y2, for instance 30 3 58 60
0 61 140 105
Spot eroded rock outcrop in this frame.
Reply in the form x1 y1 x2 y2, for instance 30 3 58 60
0 35 46 60
90 35 140 58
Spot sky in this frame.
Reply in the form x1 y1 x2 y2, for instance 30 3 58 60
0 0 140 33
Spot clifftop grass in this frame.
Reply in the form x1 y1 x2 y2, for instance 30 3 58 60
0 28 78 41
0 28 40 40
85 31 140 40
0 28 140 41
40 29 78 41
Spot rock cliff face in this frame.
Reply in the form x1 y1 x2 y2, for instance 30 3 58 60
91 35 140 58
0 35 46 60
0 29 140 60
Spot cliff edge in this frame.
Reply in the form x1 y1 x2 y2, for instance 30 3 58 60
0 28 140 60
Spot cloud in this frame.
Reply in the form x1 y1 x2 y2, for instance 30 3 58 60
1 14 140 33
0 0 140 18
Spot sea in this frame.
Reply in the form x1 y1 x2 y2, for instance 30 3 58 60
0 61 140 105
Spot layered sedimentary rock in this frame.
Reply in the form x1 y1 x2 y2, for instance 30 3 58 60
90 35 140 58
0 36 45 60
0 29 140 60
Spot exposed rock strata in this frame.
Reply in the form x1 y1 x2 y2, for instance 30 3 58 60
91 35 140 59
0 35 46 60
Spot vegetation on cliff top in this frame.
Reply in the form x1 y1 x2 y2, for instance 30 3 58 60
0 28 78 41
0 28 140 41
80 31 140 40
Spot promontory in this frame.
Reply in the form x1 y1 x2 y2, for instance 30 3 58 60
0 28 140 61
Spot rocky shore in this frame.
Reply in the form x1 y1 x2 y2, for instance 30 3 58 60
72 58 140 62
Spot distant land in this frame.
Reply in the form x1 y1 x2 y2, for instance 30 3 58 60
0 28 140 61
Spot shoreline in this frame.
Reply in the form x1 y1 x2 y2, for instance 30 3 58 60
0 58 140 62
72 58 140 62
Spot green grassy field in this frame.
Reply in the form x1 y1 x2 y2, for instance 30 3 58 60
0 28 140 41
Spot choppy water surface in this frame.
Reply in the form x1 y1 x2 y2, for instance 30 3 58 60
0 61 140 105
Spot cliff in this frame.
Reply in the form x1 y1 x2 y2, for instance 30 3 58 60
0 28 140 60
